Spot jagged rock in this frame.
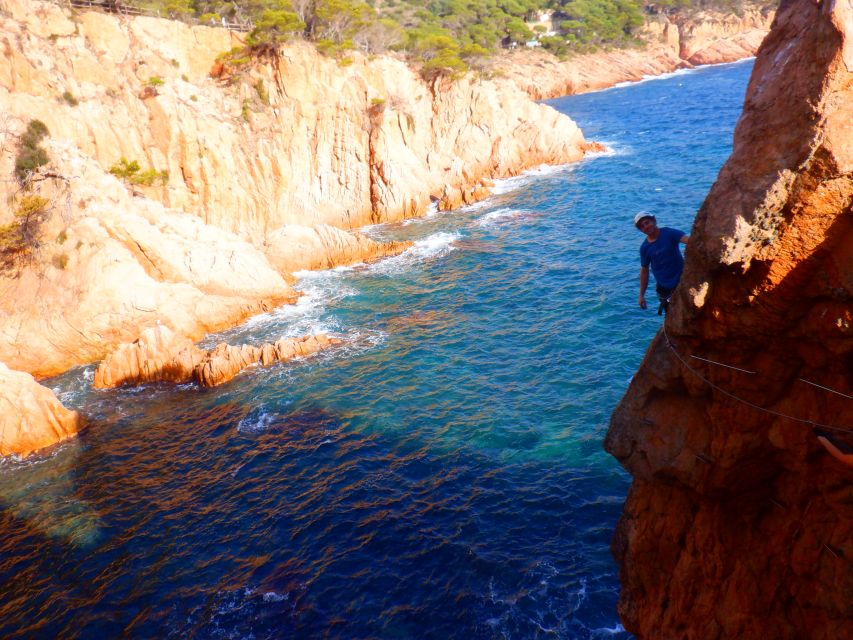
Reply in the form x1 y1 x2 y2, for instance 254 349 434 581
94 328 339 389
0 0 591 380
605 1 852 638
0 362 82 457
264 224 412 274
93 325 205 389
194 334 337 387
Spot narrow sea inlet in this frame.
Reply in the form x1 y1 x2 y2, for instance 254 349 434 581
1 61 752 639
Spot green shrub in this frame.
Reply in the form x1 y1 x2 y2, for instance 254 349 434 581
0 195 51 267
14 120 51 184
62 90 79 106
146 76 165 87
108 158 169 186
52 253 69 270
254 79 270 105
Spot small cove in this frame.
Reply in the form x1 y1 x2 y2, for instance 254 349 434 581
0 60 753 639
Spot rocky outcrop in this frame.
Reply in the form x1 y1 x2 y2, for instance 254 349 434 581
94 325 339 389
0 0 589 388
496 4 775 100
0 362 82 457
92 325 205 388
605 1 852 638
660 6 775 64
264 224 412 274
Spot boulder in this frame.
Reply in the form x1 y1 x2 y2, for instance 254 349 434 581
0 362 82 457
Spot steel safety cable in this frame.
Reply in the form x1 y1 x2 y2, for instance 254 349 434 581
660 324 853 436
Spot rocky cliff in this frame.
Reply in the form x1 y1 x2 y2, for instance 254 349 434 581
496 5 775 100
0 0 591 456
605 0 852 637
0 0 589 376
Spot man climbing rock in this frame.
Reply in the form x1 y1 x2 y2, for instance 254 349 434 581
635 212 689 314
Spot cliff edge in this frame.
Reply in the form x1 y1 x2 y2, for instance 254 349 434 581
605 0 852 637
0 0 592 456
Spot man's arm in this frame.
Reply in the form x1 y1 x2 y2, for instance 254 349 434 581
680 235 689 244
639 266 649 309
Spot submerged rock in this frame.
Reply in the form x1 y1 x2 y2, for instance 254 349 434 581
606 1 852 638
0 362 82 457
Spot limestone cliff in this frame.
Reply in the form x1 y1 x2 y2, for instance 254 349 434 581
496 5 775 100
605 1 852 637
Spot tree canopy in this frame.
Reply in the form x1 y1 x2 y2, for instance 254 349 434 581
117 1 771 76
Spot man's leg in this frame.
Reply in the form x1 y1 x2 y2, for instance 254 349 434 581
655 284 673 315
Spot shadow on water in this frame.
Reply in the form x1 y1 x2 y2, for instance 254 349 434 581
1 60 754 639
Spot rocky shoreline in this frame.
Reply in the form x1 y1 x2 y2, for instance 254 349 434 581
0 0 771 457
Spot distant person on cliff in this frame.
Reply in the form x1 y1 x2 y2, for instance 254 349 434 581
635 213 689 314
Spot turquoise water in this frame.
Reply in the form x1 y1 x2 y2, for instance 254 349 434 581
0 60 752 638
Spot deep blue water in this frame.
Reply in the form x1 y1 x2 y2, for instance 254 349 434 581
0 60 752 639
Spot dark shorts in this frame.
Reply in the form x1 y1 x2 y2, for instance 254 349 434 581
655 284 674 301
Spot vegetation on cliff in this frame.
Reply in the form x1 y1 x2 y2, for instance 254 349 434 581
97 0 775 73
2 120 55 270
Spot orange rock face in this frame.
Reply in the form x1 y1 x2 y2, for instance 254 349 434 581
495 6 774 101
94 325 339 389
0 362 82 457
605 1 852 638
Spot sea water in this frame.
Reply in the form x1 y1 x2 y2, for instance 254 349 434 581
0 60 752 639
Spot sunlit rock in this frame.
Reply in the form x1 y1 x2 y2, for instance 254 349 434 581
0 362 82 457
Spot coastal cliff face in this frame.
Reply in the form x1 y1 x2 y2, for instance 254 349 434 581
605 1 852 637
0 0 588 379
0 0 592 456
496 5 775 100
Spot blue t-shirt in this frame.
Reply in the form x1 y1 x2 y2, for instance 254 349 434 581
640 227 685 289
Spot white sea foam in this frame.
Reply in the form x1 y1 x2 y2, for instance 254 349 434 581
607 58 754 92
477 207 530 228
590 623 627 637
238 411 275 434
262 591 289 603
368 231 460 275
490 163 573 195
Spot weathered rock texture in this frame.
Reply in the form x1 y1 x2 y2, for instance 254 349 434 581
0 362 82 457
0 0 589 380
0 0 596 456
94 325 339 389
605 1 852 638
496 5 775 100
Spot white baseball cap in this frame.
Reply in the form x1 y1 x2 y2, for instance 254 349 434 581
633 212 655 227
